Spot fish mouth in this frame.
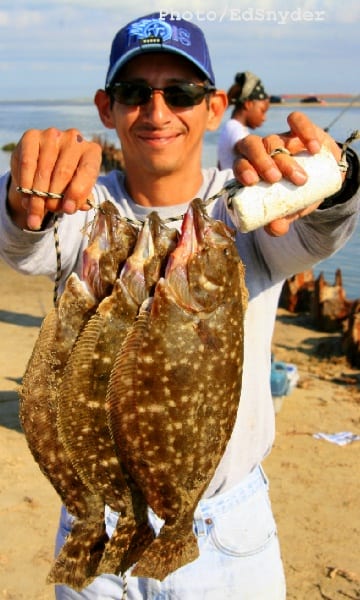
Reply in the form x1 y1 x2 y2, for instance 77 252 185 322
119 213 178 305
163 200 230 312
165 203 198 277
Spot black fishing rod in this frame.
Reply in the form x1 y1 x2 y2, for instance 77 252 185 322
324 93 360 132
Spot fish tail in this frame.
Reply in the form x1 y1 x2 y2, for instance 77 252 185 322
98 519 154 576
131 526 199 581
120 520 155 572
47 519 108 591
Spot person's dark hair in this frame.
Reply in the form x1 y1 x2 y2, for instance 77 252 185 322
227 71 268 108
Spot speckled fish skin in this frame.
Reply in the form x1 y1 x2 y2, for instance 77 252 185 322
107 199 247 580
19 202 138 590
19 275 106 591
57 213 178 577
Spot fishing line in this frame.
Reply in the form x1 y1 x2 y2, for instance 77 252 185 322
121 572 128 600
52 214 62 306
324 94 360 132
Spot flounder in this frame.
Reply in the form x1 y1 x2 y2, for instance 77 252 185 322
107 198 247 580
19 202 138 590
57 213 178 576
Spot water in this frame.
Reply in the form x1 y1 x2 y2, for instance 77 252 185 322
1 99 359 299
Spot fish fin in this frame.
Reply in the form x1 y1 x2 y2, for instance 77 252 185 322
106 298 152 452
119 476 155 572
131 525 199 581
20 308 58 407
98 518 154 576
97 473 154 575
57 312 104 490
47 518 108 591
120 520 155 573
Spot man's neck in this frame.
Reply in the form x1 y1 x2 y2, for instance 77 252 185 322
124 168 204 208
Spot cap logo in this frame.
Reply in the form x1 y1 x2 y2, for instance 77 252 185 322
129 19 172 42
128 18 191 47
140 36 163 46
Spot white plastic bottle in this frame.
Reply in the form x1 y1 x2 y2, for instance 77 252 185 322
222 146 343 233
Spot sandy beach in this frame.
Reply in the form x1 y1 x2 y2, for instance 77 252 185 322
0 257 359 600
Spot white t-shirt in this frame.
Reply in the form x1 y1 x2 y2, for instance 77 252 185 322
217 118 249 170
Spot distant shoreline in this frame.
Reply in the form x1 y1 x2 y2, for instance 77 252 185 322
271 102 360 108
1 101 357 109
0 95 359 107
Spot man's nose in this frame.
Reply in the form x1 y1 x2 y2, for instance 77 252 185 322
142 90 173 122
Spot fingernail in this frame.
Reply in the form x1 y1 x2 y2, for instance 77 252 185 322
292 169 308 185
63 199 76 214
241 169 259 185
264 166 282 181
27 215 42 231
308 140 321 154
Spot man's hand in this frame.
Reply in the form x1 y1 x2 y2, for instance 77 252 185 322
9 128 102 230
233 112 343 236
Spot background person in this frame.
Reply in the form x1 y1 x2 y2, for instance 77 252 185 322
217 70 270 170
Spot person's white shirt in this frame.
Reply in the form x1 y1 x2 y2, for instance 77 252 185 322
217 118 249 170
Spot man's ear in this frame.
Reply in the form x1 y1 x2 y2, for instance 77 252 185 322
94 89 116 129
206 90 228 131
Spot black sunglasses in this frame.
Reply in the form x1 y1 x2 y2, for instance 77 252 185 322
108 81 216 108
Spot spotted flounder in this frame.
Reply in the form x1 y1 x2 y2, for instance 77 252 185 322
107 198 247 580
19 202 138 590
57 213 178 576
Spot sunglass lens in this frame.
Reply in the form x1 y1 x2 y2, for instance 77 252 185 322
112 83 150 105
111 82 212 107
165 85 206 107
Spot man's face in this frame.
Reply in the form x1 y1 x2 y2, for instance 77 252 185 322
104 53 220 179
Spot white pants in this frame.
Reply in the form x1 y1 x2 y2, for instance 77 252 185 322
55 466 286 599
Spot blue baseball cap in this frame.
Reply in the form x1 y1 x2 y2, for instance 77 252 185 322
105 13 216 88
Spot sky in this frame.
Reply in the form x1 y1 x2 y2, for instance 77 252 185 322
0 0 359 101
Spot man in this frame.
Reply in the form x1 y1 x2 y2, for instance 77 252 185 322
1 12 359 600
